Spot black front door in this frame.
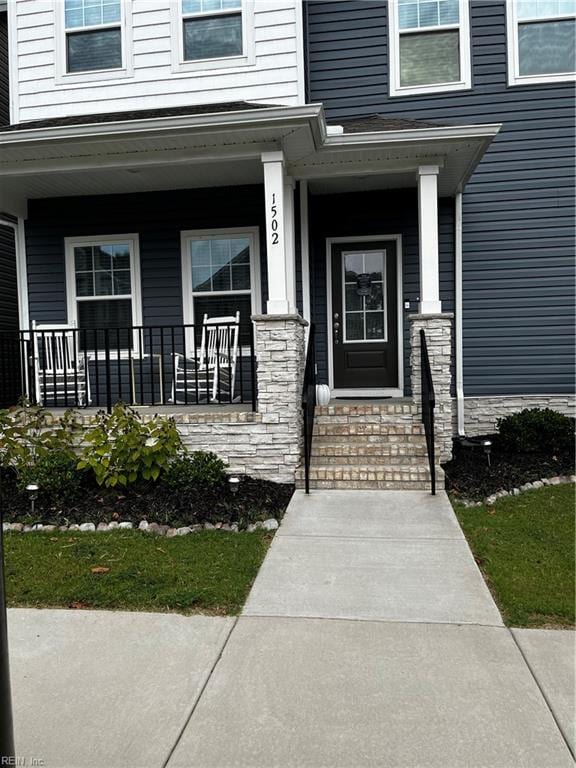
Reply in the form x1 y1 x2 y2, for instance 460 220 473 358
331 241 398 390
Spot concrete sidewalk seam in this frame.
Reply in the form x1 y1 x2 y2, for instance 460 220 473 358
276 533 465 541
161 616 238 768
509 628 576 762
240 612 505 629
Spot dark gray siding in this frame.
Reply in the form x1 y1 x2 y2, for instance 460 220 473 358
307 0 575 395
310 189 455 394
25 186 269 326
0 13 8 127
0 223 18 329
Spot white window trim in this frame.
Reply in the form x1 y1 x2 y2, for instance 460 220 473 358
180 227 261 350
388 0 471 97
170 0 255 74
506 0 576 86
341 250 388 344
54 0 134 85
65 234 142 349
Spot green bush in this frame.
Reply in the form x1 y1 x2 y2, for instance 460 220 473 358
21 451 82 506
0 403 81 483
164 451 228 490
497 408 575 455
78 403 183 487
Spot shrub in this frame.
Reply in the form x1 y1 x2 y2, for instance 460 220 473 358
78 403 183 487
164 451 228 490
20 451 82 506
497 408 575 455
0 403 81 484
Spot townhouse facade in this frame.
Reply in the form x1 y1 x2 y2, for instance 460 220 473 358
0 0 574 488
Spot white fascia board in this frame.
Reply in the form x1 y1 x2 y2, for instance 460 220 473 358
324 123 502 148
0 103 326 147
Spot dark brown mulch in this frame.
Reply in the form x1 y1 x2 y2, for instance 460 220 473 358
442 435 575 501
0 470 294 529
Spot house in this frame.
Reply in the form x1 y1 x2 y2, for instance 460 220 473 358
0 0 573 489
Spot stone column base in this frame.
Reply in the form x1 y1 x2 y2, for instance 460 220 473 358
409 313 454 462
251 314 308 481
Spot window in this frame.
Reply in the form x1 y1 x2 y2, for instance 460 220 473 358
181 229 260 344
65 235 142 350
343 252 388 343
507 0 576 85
181 0 243 61
389 0 471 96
63 0 123 73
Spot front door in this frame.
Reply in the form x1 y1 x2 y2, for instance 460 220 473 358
330 241 398 391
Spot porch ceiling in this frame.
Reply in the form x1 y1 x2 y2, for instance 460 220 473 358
0 103 500 215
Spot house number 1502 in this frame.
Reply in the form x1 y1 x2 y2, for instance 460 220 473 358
270 193 280 245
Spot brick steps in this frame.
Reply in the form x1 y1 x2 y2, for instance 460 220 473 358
296 400 440 490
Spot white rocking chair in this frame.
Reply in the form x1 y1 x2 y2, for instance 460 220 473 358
171 313 240 404
31 321 91 406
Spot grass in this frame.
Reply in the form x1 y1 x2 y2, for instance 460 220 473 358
453 484 575 628
5 530 271 615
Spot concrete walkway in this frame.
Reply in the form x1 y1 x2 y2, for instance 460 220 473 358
169 490 575 768
10 490 576 767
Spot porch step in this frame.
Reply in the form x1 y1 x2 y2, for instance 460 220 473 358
313 423 424 437
309 454 429 466
315 401 416 417
296 479 434 490
295 465 443 491
311 442 428 458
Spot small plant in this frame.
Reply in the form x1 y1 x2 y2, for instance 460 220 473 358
163 451 228 490
497 408 575 455
21 451 82 506
0 402 81 485
78 403 183 487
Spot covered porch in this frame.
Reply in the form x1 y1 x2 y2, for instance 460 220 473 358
0 102 498 409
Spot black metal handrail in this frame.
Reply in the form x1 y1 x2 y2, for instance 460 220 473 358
420 328 436 495
301 323 316 494
0 323 257 413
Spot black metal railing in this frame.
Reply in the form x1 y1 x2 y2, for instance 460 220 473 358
1 323 257 412
301 323 317 495
420 328 436 495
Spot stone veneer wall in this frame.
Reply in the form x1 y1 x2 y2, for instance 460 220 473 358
409 313 454 462
175 314 307 483
457 394 576 436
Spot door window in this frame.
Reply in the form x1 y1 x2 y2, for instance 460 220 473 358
342 251 387 343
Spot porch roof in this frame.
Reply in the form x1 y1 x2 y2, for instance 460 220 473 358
0 102 500 216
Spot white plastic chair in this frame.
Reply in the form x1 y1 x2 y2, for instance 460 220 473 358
31 321 91 406
171 313 240 404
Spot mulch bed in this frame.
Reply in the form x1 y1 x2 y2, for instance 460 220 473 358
442 435 575 500
0 470 294 529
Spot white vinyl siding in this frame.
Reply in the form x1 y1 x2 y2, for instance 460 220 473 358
10 0 304 124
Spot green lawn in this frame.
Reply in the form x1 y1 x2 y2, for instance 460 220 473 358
5 530 271 615
453 484 575 628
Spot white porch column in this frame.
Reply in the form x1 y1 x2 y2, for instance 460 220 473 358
261 150 296 314
283 174 297 313
417 165 442 315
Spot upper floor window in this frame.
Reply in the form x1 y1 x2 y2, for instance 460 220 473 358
64 0 123 73
507 0 576 85
182 0 243 61
388 0 471 96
